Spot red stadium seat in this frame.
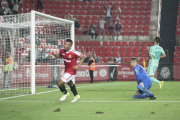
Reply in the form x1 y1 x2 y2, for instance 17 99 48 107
89 41 94 46
67 6 73 10
115 41 121 46
123 31 129 36
103 41 108 46
63 1 68 5
127 2 132 6
133 7 139 11
112 52 118 57
84 41 89 46
149 42 154 46
140 52 148 57
106 47 112 51
123 26 129 30
139 58 144 62
130 26 136 30
132 16 137 21
122 41 128 46
137 26 143 30
94 51 99 57
127 47 133 52
109 41 115 46
174 52 180 57
94 47 99 51
119 52 125 57
126 52 132 57
144 26 150 30
124 16 131 21
133 2 139 6
100 57 105 63
87 46 93 51
142 42 148 46
74 6 80 10
138 16 144 21
100 47 106 51
106 52 112 57
141 47 147 52
76 46 82 51
133 52 139 57
140 2 146 6
78 41 83 46
129 42 135 46
69 1 74 5
174 58 180 63
124 21 130 26
81 6 86 11
125 58 131 63
120 47 126 52
132 11 138 16
56 1 61 5
135 42 142 46
129 31 136 36
143 31 149 36
81 46 87 51
79 11 85 15
100 52 105 57
136 31 143 36
175 46 180 51
113 47 119 51
95 41 100 46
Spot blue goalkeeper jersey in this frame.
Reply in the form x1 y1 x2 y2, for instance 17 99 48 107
134 64 151 84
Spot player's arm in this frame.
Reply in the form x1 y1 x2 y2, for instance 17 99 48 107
134 66 141 84
147 47 153 59
160 53 166 58
52 52 62 58
88 59 93 66
73 54 85 70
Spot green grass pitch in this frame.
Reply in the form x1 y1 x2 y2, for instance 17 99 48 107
0 81 180 120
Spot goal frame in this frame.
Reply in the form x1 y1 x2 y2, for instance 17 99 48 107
30 10 75 94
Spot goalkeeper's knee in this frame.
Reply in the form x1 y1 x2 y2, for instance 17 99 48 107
137 84 143 90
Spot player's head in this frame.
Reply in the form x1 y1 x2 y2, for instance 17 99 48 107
64 39 73 51
130 57 139 67
154 37 161 45
117 54 120 57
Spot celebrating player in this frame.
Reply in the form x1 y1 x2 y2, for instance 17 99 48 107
147 37 166 89
52 39 85 102
130 58 156 100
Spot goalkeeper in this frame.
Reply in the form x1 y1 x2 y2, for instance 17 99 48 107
4 52 13 88
130 58 156 100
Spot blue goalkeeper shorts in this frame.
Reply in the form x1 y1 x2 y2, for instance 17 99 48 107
137 78 152 94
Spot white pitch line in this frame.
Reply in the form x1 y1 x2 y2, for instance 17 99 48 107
0 82 131 101
78 101 180 103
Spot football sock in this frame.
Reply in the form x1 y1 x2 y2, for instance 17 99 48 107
137 84 153 96
150 77 160 84
70 84 78 96
134 94 149 99
59 84 67 94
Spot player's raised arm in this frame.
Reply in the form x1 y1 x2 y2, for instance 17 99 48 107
52 52 62 58
73 54 85 70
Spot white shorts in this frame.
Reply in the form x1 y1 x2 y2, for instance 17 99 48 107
61 73 75 83
115 31 120 34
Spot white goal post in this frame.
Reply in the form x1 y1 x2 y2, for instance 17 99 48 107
30 11 75 94
0 10 75 94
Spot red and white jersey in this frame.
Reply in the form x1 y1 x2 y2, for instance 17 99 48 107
59 48 81 75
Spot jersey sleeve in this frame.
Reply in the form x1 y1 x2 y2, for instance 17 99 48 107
161 47 165 55
59 49 63 56
134 66 141 84
73 50 81 58
149 46 154 55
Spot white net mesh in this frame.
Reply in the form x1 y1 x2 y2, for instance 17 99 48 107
0 12 73 94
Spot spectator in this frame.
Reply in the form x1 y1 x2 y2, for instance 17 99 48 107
4 4 12 15
11 0 22 14
114 20 122 41
89 23 98 40
26 32 31 43
88 54 95 83
1 0 8 9
115 54 121 63
108 17 114 40
27 50 31 62
107 57 114 63
103 2 115 23
4 52 13 88
7 0 13 13
40 47 50 62
115 7 121 21
75 18 80 30
99 17 106 40
96 56 100 63
37 0 43 10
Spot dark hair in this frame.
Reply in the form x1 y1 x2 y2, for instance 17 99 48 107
66 39 73 46
109 57 113 61
154 37 161 43
130 57 139 63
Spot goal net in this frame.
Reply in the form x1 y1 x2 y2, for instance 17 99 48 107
0 11 74 94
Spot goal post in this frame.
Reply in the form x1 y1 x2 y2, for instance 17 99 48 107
30 11 75 94
0 10 75 94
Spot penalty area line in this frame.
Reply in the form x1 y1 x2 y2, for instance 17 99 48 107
0 82 132 101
